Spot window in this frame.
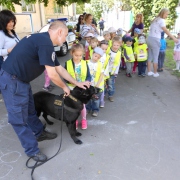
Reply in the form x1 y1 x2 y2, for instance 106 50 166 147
54 3 63 14
21 0 35 12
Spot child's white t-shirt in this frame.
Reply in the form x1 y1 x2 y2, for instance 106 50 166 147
88 60 104 86
149 17 166 39
109 49 119 75
174 39 180 52
100 53 109 77
74 62 82 82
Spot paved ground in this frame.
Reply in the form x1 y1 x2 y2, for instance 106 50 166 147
0 53 180 180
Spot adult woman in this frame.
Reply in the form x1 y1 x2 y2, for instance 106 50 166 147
128 13 144 37
0 9 19 68
80 13 99 39
72 14 84 41
147 8 178 77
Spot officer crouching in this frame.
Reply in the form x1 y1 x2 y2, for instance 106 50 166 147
0 21 90 162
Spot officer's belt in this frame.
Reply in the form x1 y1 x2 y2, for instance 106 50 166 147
54 94 82 119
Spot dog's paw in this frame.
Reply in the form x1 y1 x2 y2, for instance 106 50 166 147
47 121 54 125
75 140 83 144
76 132 82 136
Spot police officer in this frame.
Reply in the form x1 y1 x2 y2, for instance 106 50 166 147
0 21 90 162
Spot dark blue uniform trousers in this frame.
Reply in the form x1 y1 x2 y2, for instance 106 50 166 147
0 70 43 156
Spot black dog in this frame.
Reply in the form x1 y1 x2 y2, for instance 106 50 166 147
33 86 100 144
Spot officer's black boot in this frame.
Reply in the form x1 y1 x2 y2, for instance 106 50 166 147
37 129 57 142
29 152 47 162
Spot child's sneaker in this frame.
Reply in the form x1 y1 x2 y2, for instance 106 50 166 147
138 74 141 77
126 73 130 77
81 119 87 129
108 96 114 102
76 120 78 130
48 84 55 89
141 73 146 77
147 71 154 76
153 73 159 77
100 102 104 108
42 86 51 92
92 111 98 117
128 73 132 77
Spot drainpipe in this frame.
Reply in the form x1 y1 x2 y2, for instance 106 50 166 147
38 1 43 27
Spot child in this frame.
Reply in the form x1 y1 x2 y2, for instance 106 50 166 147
88 37 99 59
120 34 130 70
84 33 94 60
134 34 148 77
99 40 110 107
86 47 104 117
158 32 166 72
173 32 180 71
123 36 135 77
42 71 55 91
132 28 141 73
107 37 122 102
108 27 117 40
103 31 111 54
64 44 91 129
116 28 123 38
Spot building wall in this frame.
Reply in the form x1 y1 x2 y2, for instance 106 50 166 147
44 1 74 22
12 0 75 38
14 2 46 37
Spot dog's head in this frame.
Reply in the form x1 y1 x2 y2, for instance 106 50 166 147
71 86 101 104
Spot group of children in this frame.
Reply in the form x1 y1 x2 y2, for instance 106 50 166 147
41 24 180 130
62 26 151 130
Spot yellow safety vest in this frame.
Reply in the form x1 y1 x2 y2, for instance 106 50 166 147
135 44 148 62
124 45 135 63
87 60 104 91
106 40 112 55
89 46 93 59
66 59 87 88
133 37 138 51
109 50 121 75
102 54 110 80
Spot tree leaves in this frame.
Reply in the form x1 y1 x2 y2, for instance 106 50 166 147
131 0 179 31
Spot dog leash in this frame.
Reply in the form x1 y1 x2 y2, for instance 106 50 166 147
26 94 66 180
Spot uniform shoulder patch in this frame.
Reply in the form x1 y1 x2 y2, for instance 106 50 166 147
52 52 56 62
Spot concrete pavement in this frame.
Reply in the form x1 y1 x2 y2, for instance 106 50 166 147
0 53 180 180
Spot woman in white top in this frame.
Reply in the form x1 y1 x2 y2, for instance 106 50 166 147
147 8 178 77
80 14 99 39
0 10 19 66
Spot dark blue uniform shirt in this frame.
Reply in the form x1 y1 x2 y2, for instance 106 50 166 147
2 32 60 83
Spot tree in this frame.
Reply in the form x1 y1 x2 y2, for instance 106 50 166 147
76 3 85 14
0 0 90 11
130 0 179 31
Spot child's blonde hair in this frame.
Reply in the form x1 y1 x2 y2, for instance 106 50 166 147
112 36 122 44
90 37 98 43
71 43 84 54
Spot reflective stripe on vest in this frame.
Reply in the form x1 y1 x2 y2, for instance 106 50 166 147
133 37 139 51
66 59 87 87
136 44 148 62
124 45 135 62
89 46 93 59
106 40 112 55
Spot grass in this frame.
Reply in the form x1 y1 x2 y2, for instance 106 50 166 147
164 39 180 78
